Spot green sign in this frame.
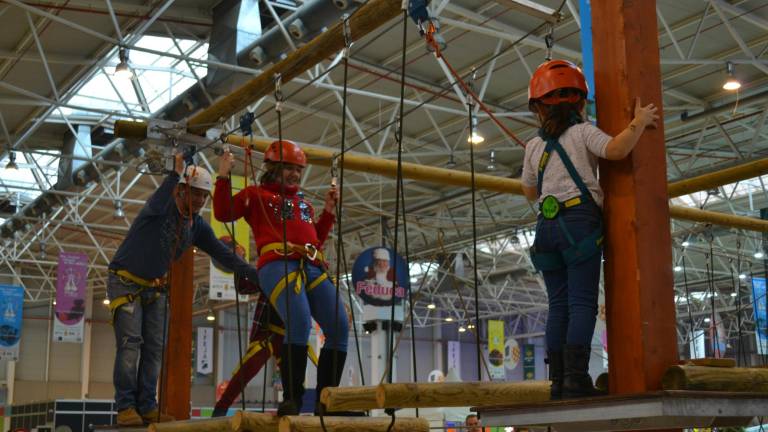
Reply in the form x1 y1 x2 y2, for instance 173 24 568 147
523 344 536 380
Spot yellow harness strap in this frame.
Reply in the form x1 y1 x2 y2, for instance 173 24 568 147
260 242 325 262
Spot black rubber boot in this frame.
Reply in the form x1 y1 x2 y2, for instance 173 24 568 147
277 344 309 416
546 350 564 401
562 344 606 399
210 406 228 417
314 349 366 417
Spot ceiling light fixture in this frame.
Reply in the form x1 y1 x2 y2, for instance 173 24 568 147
114 200 125 219
427 303 436 310
674 265 682 272
206 308 216 321
103 298 110 305
739 273 747 280
5 152 18 170
114 48 133 80
468 117 484 144
755 251 765 259
487 150 496 171
458 326 466 333
682 241 690 248
722 61 741 91
445 317 453 322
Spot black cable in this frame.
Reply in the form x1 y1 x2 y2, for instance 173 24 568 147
261 302 270 412
750 263 767 367
332 0 569 160
398 172 419 417
275 74 295 414
339 240 366 387
682 255 697 358
467 82 482 382
227 172 248 411
706 246 721 358
387 9 408 387
156 285 170 423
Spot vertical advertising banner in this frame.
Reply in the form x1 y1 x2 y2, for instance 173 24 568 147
210 175 250 301
504 339 520 370
54 251 88 343
0 285 23 360
752 277 768 355
487 320 505 379
522 344 536 380
196 327 213 375
447 340 461 379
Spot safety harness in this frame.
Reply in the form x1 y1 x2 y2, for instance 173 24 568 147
107 269 167 322
260 242 330 308
529 128 604 272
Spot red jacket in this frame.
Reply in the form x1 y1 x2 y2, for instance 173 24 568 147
213 178 335 268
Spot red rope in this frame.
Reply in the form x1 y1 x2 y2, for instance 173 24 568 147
425 27 527 149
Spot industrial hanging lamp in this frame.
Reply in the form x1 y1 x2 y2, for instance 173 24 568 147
722 61 741 91
114 48 133 80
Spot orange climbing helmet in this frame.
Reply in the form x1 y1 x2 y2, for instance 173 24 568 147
528 60 588 106
263 140 307 167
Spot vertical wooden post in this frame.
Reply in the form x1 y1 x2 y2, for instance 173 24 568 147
160 249 194 420
591 0 679 395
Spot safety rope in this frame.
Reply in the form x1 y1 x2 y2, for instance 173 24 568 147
466 73 483 382
226 140 248 411
681 254 697 359
274 72 296 414
383 8 410 432
706 237 722 358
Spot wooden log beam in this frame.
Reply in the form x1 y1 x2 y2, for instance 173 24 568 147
375 381 551 408
231 411 280 432
148 417 234 432
593 0 679 396
147 412 279 432
278 416 429 432
160 249 194 420
186 0 402 135
112 123 768 232
666 158 768 198
662 365 768 392
320 386 378 412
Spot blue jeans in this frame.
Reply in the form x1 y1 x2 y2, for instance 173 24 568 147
534 203 602 350
259 260 348 351
108 274 167 413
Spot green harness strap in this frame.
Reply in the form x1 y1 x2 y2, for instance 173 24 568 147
530 128 604 271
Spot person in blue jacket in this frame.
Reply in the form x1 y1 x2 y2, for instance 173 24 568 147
107 153 260 426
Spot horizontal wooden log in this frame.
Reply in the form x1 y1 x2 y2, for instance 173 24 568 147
375 381 551 408
278 416 429 432
320 386 378 412
231 411 280 432
680 358 736 368
111 123 768 232
662 365 768 392
148 417 234 432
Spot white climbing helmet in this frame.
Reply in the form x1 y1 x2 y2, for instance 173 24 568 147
178 165 212 191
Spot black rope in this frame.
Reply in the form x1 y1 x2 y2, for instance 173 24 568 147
734 240 746 366
331 0 569 160
682 255 697 359
261 301 270 412
387 9 409 388
467 78 482 382
339 239 366 387
227 170 248 411
157 284 170 422
275 73 295 413
383 11 409 432
706 244 721 358
398 173 419 417
320 15 353 429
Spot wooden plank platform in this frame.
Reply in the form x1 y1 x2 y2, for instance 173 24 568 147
476 391 768 432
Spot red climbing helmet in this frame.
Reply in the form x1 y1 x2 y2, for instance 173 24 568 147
528 60 588 106
263 140 307 167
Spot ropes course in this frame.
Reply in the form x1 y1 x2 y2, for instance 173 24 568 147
105 0 768 431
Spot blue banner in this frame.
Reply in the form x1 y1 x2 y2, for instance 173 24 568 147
0 285 23 360
752 277 768 355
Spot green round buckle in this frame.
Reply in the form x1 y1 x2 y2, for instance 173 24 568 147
541 195 560 219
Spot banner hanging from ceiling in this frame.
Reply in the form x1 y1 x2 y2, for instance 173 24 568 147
54 251 88 343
